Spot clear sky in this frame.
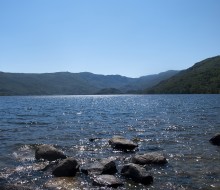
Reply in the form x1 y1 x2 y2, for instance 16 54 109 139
0 0 219 77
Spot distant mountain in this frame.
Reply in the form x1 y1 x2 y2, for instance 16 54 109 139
145 56 220 94
0 70 178 95
121 70 179 92
76 72 134 90
96 88 123 95
0 72 97 95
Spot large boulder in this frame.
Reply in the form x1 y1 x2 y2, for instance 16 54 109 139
81 158 117 175
109 136 138 151
132 152 167 165
92 174 123 188
52 158 79 177
121 163 153 185
35 144 66 161
210 133 220 145
0 184 32 190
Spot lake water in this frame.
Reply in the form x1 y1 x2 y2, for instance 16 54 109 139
0 95 220 189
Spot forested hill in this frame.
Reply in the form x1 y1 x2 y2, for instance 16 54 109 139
145 56 220 94
0 70 178 95
1 56 219 95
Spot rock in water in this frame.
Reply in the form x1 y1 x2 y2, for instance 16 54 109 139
121 163 153 185
44 177 82 190
210 133 220 145
52 158 79 177
132 152 167 165
81 158 117 175
35 144 66 161
89 137 102 142
109 136 138 151
0 184 32 190
92 175 123 188
100 158 117 174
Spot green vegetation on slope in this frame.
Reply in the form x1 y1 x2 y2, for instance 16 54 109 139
123 70 179 91
0 72 97 95
0 71 178 96
145 56 220 94
1 55 220 95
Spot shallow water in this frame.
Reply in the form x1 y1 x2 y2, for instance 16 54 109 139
0 95 220 189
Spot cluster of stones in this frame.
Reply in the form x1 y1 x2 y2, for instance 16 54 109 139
33 136 167 188
1 134 219 189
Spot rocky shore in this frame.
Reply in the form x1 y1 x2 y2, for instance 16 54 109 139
0 133 218 190
0 136 169 189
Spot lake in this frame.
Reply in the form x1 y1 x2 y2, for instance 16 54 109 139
0 95 220 189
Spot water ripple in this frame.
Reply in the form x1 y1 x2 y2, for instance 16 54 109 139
0 95 220 189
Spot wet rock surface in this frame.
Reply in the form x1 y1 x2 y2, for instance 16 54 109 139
35 144 67 161
89 137 102 142
41 161 59 172
109 136 138 151
52 158 79 177
92 174 123 188
81 157 117 175
132 152 167 165
0 184 33 190
121 163 153 185
44 177 82 190
210 133 220 145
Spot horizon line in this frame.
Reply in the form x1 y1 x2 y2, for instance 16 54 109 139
0 69 179 78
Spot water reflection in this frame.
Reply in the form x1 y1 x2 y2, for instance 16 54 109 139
0 95 220 189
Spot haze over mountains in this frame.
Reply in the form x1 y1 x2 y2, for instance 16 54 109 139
0 70 178 95
0 55 220 95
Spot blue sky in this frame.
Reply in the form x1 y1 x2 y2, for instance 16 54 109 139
0 0 219 77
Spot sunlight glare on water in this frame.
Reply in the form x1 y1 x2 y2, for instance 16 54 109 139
0 95 220 189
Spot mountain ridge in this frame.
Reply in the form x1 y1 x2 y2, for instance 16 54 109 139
1 55 220 95
0 70 178 95
145 55 220 94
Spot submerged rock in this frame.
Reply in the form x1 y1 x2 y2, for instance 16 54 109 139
0 184 32 190
92 174 123 188
121 163 153 185
44 177 82 190
35 144 66 161
0 176 7 184
132 152 167 165
210 133 220 145
52 158 79 177
109 136 138 151
81 158 117 175
89 137 102 142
